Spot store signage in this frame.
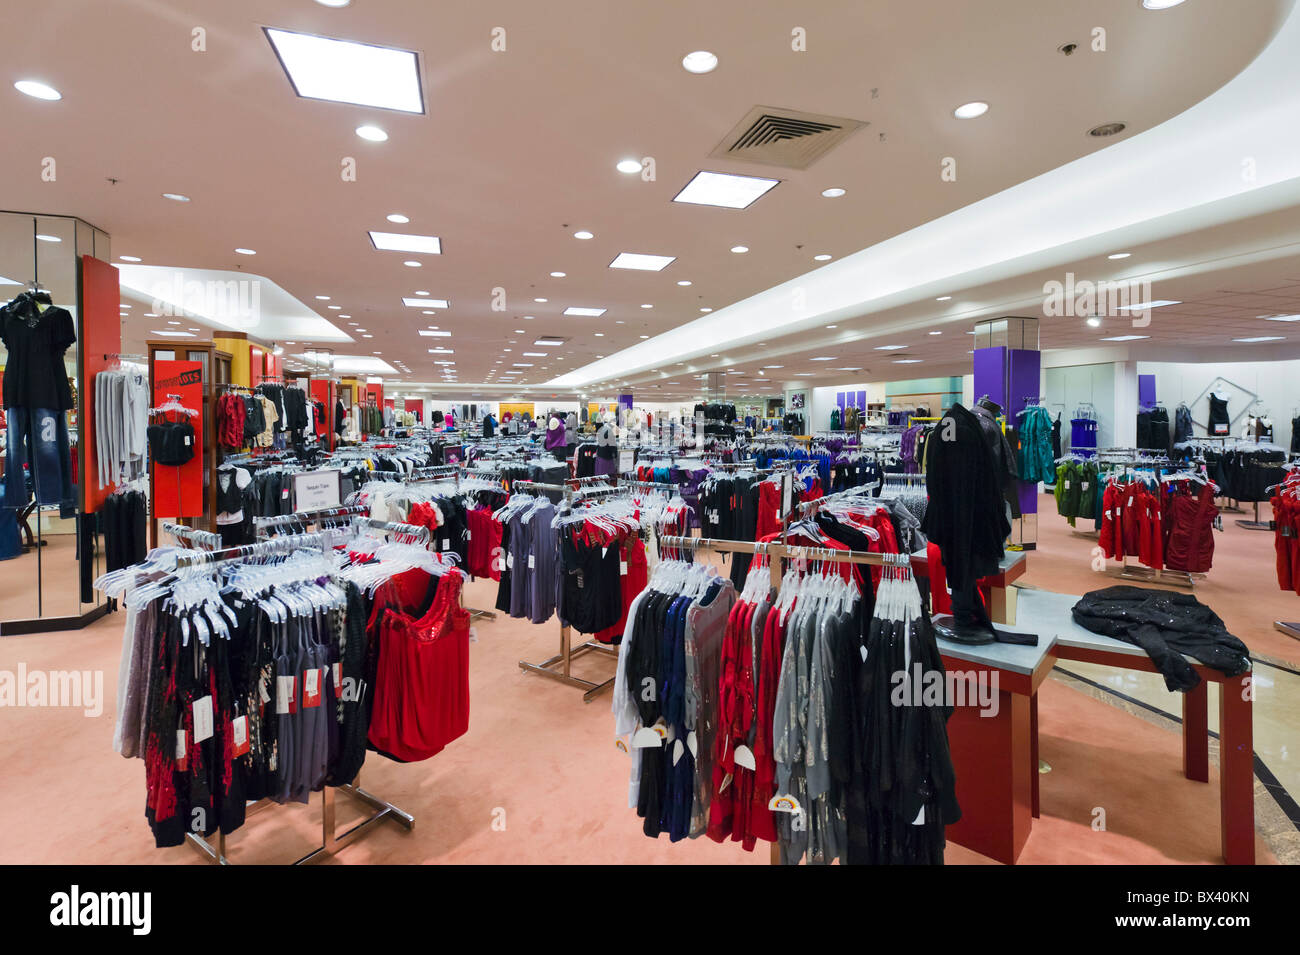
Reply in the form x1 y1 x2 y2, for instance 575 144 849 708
293 470 341 511
151 359 204 519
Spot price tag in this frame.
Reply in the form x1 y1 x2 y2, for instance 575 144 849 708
332 662 342 687
620 560 628 576
630 727 663 749
192 695 214 744
768 793 803 814
302 668 322 708
231 715 250 757
175 729 188 771
528 554 535 569
781 473 792 516
276 675 295 715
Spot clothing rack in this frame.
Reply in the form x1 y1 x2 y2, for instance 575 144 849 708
254 504 369 537
169 526 415 864
510 479 629 701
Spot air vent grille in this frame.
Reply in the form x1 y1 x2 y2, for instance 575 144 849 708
711 106 867 169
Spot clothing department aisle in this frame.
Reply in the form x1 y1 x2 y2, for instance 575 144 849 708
0 571 1279 865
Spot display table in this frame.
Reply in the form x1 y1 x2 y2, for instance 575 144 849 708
935 625 1056 865
1014 590 1255 865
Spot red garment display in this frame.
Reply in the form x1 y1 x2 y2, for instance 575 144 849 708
367 568 471 762
1163 482 1217 574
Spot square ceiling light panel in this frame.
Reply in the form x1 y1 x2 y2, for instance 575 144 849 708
418 329 451 337
403 297 449 308
371 232 442 254
564 307 606 317
609 253 677 272
265 28 424 113
672 170 780 209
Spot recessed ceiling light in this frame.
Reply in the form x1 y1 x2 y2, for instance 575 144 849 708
264 28 423 113
929 330 943 336
427 347 454 354
533 338 565 346
549 271 567 278
402 297 449 308
1142 0 1187 7
338 314 351 318
640 335 650 339
953 101 989 119
594 332 605 337
386 213 409 224
1233 336 1285 343
1086 317 1102 328
315 295 331 300
355 124 389 142
826 325 837 329
681 51 718 74
418 330 451 337
673 170 780 209
814 254 832 262
573 230 594 240
414 290 429 296
1264 314 1300 322
893 358 923 364
403 260 422 267
936 295 952 301
809 357 835 361
362 334 374 339
162 193 190 202
874 344 907 350
763 365 783 369
167 320 181 326
640 304 653 309
821 187 846 198
151 329 197 338
1107 252 1132 260
1089 122 1127 138
15 79 62 101
700 307 712 313
328 305 341 310
564 307 606 316
616 158 642 174
369 231 440 254
609 252 676 271
730 246 748 254
676 280 693 287
1099 335 1149 342
234 248 256 255
119 255 142 263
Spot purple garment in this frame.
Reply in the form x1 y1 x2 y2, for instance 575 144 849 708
544 418 566 451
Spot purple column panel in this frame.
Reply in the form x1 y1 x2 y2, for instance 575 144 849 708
973 346 1007 409
1008 348 1041 516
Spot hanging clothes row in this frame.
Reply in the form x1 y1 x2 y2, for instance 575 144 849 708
95 362 150 488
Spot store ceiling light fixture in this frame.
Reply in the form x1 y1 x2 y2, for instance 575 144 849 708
119 255 142 263
1233 336 1285 343
573 230 594 240
821 187 846 198
681 51 718 74
673 170 780 209
386 213 409 224
609 252 677 271
874 344 907 350
814 254 832 261
1107 252 1132 259
355 125 388 142
1099 335 1149 341
534 338 565 346
953 101 989 119
564 307 606 317
14 79 61 100
234 248 256 255
1264 314 1300 322
418 329 451 337
369 231 441 254
162 193 190 202
616 158 642 174
402 297 449 308
1142 0 1187 9
1116 300 1180 310
264 28 424 113
730 246 748 254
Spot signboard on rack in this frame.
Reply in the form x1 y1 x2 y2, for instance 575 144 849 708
619 448 635 474
293 469 342 512
151 359 204 519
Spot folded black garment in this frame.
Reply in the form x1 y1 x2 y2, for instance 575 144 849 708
1070 585 1250 692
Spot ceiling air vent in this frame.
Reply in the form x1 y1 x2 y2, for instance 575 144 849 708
711 106 867 170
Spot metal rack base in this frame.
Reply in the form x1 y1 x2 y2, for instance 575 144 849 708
1274 621 1300 642
519 625 618 702
184 777 414 865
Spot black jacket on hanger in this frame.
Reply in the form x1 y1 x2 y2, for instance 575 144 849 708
972 399 1021 520
921 403 1010 592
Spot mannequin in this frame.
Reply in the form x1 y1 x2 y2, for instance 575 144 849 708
544 412 566 452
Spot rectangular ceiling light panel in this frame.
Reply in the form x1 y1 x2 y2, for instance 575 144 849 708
564 307 606 317
265 28 424 113
372 232 442 254
418 329 451 337
672 170 780 209
608 253 677 271
403 297 449 308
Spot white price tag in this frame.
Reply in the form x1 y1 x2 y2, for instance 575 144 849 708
192 695 214 744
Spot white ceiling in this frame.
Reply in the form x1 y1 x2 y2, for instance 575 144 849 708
1 0 1296 400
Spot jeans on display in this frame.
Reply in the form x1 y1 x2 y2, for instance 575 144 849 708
3 407 74 510
0 488 20 559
